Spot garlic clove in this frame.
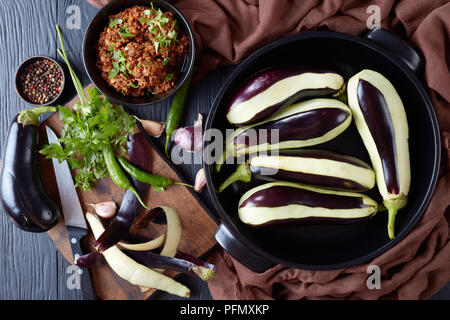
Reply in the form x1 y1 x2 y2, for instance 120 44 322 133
136 117 165 137
194 168 206 193
89 201 117 219
173 113 203 153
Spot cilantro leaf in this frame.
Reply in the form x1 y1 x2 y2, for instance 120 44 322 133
162 57 170 65
52 25 138 191
41 90 137 191
109 18 123 28
118 25 135 38
109 50 129 78
108 68 119 79
167 30 177 40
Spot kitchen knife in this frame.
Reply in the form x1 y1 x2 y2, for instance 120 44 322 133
45 126 97 300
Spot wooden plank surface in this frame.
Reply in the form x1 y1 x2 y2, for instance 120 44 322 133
42 86 218 300
0 0 59 300
0 0 449 300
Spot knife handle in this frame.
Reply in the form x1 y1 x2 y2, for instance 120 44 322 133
67 226 97 300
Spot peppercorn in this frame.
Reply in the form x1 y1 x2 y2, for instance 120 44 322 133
18 58 63 104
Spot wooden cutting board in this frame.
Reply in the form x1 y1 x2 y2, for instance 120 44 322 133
41 85 218 300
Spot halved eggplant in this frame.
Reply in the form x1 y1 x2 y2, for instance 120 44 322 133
226 67 344 126
347 69 410 239
218 149 376 192
238 181 379 227
225 98 352 157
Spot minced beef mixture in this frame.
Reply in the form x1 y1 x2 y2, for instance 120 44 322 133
96 5 188 96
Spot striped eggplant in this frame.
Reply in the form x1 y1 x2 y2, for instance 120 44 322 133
347 69 410 239
225 98 352 158
238 181 379 227
218 149 375 192
226 67 344 126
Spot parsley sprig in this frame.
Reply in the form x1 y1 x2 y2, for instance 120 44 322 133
41 26 137 191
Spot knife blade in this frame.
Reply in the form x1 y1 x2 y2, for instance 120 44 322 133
45 126 97 300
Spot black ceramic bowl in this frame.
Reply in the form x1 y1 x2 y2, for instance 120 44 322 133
15 55 65 106
83 0 195 107
204 28 441 272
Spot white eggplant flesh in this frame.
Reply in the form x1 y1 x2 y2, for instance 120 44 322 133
249 149 376 191
347 69 411 239
85 212 190 297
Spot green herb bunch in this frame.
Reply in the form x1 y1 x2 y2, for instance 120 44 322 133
40 26 137 191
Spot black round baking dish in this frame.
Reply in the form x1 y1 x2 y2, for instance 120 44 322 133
83 0 195 107
204 28 441 272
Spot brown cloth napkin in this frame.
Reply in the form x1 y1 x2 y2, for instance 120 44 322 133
87 0 450 299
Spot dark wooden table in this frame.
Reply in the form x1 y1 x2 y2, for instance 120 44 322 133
0 0 448 300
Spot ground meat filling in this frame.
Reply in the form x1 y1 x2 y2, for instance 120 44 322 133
96 5 188 96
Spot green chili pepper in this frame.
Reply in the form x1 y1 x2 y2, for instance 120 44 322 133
117 156 192 192
164 71 194 158
103 144 150 209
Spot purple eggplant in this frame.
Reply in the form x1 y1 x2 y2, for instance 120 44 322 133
226 66 344 126
76 250 215 281
125 250 215 281
75 251 105 268
225 98 352 158
238 181 379 227
347 69 410 239
218 149 375 192
94 132 150 252
0 107 60 232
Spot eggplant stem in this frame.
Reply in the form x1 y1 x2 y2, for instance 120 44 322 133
215 146 229 173
174 182 193 188
18 106 58 126
333 81 348 104
129 186 151 210
383 194 407 240
164 138 170 159
218 162 252 192
190 266 215 281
